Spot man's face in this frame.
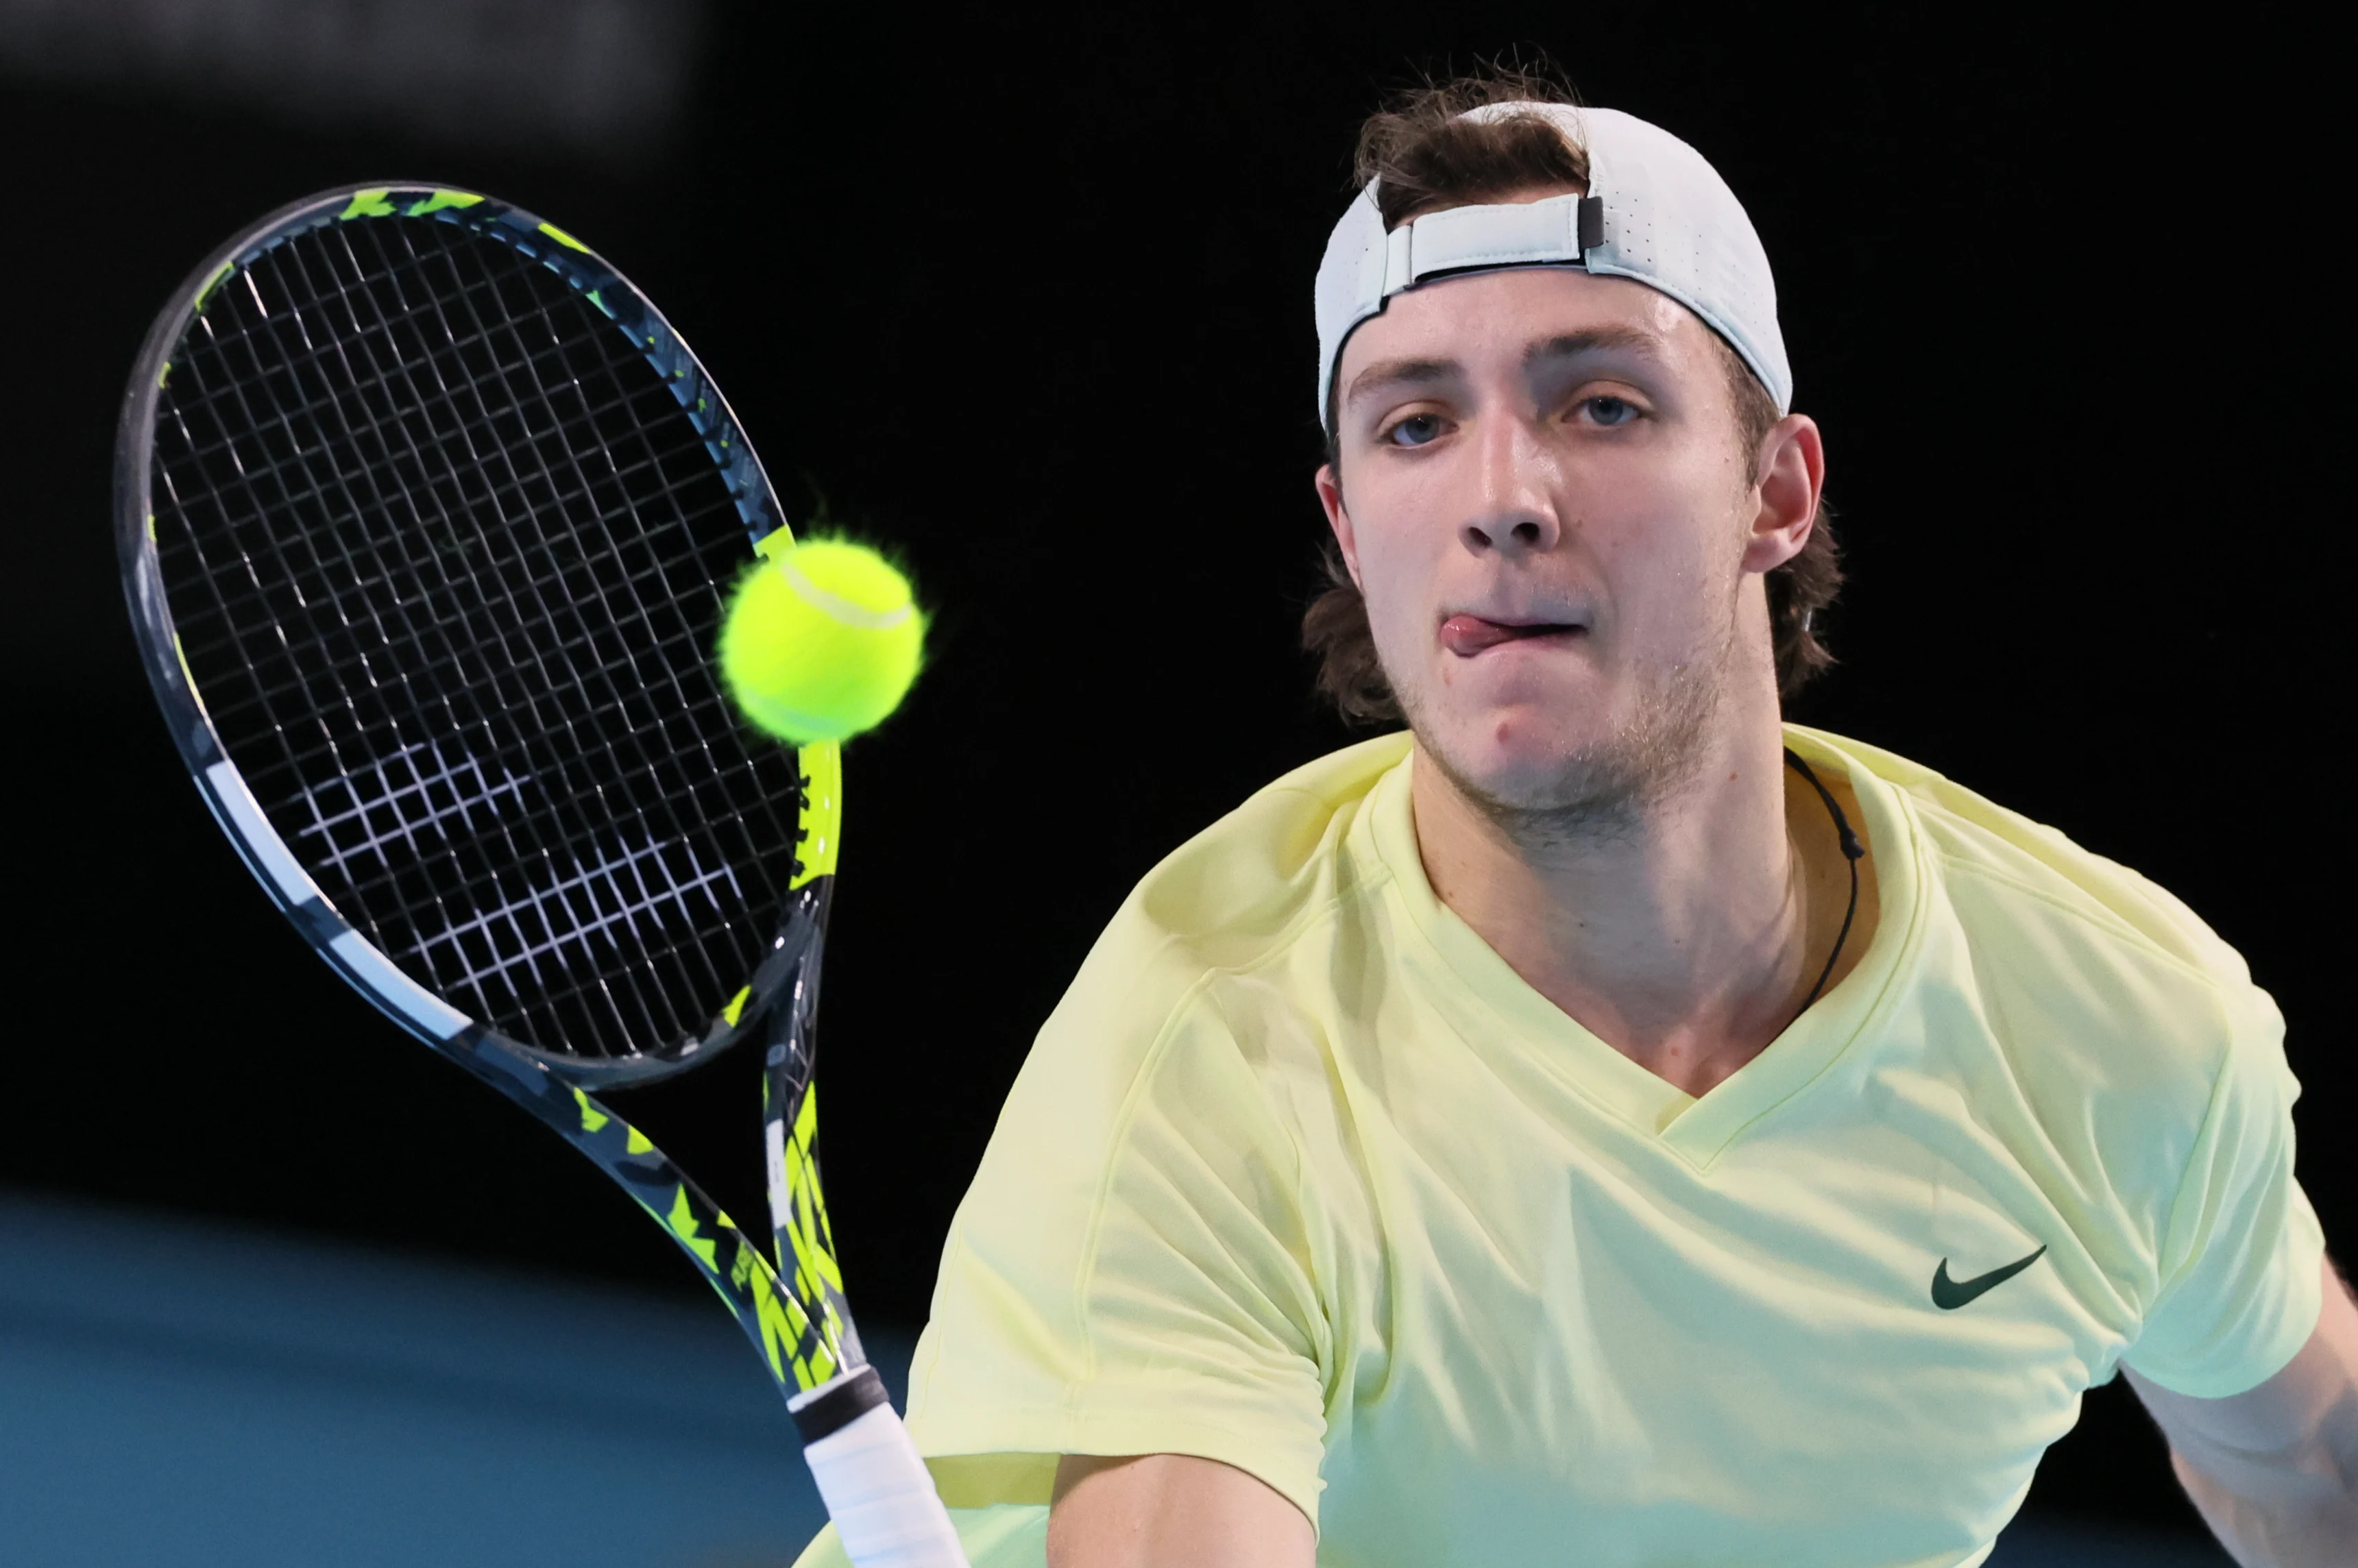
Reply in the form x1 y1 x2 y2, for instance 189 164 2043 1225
1318 262 1800 818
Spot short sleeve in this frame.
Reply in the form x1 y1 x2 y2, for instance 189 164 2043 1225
2124 983 2326 1397
901 990 1333 1527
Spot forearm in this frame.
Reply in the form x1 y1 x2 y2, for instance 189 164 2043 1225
2166 1440 2358 1568
2136 1255 2358 1568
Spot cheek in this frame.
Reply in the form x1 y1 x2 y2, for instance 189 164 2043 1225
1354 530 1433 654
1341 472 1444 598
1347 534 1453 684
1585 470 1747 617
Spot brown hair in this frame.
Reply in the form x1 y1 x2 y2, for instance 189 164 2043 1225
1306 67 1843 724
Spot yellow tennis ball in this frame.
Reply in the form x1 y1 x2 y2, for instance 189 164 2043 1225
717 538 924 744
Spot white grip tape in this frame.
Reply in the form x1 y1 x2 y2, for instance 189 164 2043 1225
802 1403 969 1568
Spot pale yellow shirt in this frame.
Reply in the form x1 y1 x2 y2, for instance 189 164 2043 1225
795 727 2323 1568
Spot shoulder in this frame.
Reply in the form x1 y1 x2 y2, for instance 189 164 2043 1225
1808 731 2309 1346
1036 732 1409 1070
1812 729 2292 1207
1128 733 1412 968
969 733 1410 1186
905 746 1402 1462
1818 727 2259 1003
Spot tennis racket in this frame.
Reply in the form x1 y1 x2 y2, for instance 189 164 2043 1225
113 184 967 1568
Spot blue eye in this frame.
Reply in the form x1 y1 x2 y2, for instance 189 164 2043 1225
1585 396 1638 426
1385 413 1445 448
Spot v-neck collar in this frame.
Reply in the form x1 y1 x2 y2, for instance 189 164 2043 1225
1362 724 1925 1171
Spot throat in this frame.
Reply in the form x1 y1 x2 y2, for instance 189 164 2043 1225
1407 742 1875 1101
1535 975 1799 1099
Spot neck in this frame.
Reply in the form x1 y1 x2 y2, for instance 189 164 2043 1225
1409 702 1853 1097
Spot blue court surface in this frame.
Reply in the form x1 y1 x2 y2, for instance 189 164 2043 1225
1 1192 2224 1566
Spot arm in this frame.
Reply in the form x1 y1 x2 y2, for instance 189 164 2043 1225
1047 1454 1315 1568
2125 1254 2358 1567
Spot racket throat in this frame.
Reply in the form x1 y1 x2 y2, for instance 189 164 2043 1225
786 1362 890 1440
764 1081 866 1383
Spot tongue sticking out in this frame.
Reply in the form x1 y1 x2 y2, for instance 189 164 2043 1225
1440 614 1575 657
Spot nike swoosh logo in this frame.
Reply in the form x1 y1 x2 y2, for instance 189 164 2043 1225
1931 1245 2047 1310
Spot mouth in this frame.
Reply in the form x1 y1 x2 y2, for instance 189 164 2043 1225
1439 613 1586 658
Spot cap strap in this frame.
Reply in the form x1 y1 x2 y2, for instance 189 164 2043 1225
1377 193 1604 301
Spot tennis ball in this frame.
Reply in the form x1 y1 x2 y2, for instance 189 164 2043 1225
717 537 924 744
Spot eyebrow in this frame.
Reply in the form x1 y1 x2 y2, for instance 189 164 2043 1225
1343 327 1668 411
1343 356 1458 411
1522 326 1664 370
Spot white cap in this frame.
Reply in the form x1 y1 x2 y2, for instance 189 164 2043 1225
1314 103 1790 426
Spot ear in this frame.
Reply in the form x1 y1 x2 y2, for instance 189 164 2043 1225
1740 413 1826 576
1315 463 1366 589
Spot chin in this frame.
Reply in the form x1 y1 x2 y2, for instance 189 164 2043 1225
1394 618 1741 819
1409 660 1725 820
1415 701 1620 811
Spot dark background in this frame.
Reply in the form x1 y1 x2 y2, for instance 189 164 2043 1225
2 1 2344 1552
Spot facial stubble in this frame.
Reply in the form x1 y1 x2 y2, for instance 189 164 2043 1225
1395 584 1742 855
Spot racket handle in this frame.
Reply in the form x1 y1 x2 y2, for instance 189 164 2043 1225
796 1371 969 1568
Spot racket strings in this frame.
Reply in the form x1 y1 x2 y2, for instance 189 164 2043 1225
165 308 729 598
327 215 787 1053
160 236 731 1058
256 221 752 878
151 210 804 1064
162 243 727 1062
214 218 768 1058
330 219 773 1042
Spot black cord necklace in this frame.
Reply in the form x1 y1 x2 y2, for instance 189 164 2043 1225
1782 747 1865 1027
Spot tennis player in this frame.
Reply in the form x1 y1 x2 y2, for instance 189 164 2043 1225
796 74 2356 1567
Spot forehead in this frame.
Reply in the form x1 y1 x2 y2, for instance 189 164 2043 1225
1336 268 1712 390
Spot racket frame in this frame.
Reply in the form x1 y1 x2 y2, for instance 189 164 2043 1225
116 183 806 1088
112 184 901 1434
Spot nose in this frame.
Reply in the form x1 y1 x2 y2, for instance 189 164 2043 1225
1459 411 1561 559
